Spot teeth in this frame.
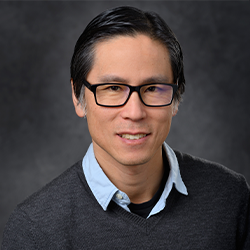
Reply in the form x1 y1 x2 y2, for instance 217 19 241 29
121 134 147 140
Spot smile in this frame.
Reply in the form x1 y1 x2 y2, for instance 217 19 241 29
119 134 147 140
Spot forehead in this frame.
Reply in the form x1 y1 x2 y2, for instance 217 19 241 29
88 34 173 83
93 34 170 60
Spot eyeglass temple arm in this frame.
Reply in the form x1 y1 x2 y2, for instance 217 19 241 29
82 79 92 90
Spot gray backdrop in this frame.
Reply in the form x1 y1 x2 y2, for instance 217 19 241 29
0 1 249 243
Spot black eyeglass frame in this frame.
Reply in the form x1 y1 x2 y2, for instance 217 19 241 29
82 79 178 107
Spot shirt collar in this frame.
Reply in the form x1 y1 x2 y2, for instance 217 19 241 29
82 142 188 211
163 142 188 195
82 144 118 210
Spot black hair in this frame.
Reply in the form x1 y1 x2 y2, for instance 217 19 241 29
70 6 185 102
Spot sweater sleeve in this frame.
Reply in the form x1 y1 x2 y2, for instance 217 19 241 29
238 177 250 250
1 208 49 250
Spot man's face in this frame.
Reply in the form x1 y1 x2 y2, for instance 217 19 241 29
74 34 178 169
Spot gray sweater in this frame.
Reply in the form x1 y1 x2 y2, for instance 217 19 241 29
2 151 250 249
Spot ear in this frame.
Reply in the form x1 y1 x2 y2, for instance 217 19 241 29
71 80 86 118
172 101 179 117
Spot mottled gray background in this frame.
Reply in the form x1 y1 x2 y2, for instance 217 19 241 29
0 1 249 243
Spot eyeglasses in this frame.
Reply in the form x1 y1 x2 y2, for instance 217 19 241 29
83 79 178 107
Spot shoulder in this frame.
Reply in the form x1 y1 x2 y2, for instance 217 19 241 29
174 150 250 197
11 160 90 221
172 151 250 248
2 161 92 248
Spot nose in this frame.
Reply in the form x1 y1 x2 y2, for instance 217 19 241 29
120 91 146 121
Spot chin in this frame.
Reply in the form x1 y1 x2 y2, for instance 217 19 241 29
116 157 150 167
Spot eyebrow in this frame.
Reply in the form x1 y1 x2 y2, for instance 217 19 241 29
143 76 172 84
98 75 127 83
98 74 172 84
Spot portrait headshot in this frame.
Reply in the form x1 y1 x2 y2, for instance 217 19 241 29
0 1 249 249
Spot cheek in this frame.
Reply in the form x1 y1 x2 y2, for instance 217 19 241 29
153 109 173 134
86 105 116 137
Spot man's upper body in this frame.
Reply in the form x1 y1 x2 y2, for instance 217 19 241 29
2 142 249 249
2 6 250 249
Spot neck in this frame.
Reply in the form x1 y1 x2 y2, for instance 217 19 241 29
93 143 164 204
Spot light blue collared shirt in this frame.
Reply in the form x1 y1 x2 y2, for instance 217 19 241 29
82 142 188 218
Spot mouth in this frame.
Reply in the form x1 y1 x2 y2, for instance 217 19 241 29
118 134 148 140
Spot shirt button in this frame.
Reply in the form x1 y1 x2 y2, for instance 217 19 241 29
116 193 123 200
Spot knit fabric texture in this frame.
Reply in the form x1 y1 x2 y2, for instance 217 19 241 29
2 150 250 249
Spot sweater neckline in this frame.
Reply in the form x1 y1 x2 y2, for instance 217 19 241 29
108 187 179 234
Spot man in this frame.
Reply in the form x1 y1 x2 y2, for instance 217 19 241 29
2 6 249 249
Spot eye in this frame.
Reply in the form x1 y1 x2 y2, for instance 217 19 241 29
109 85 121 91
146 86 157 92
98 84 123 92
144 85 162 93
143 84 168 95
